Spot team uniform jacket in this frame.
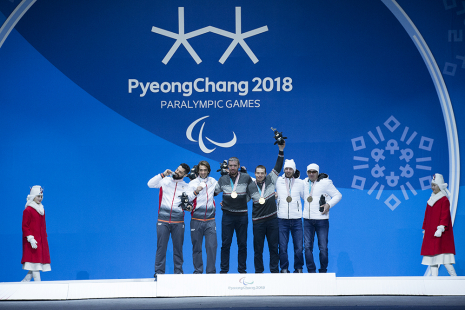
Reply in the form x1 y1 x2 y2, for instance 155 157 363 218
421 194 455 256
21 206 51 265
303 176 342 220
189 176 217 220
215 172 260 213
148 174 196 223
252 151 284 223
276 176 305 219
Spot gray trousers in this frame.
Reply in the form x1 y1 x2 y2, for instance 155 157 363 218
155 221 185 275
190 219 217 274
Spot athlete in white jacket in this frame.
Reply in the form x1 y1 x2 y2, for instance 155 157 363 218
303 163 342 273
275 159 305 273
148 164 198 279
189 161 218 274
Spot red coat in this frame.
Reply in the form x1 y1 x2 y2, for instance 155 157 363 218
21 206 51 264
420 196 455 256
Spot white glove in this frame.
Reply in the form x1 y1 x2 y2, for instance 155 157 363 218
434 225 445 237
422 230 425 239
27 235 38 249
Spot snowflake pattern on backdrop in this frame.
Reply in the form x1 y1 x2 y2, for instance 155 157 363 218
351 116 434 210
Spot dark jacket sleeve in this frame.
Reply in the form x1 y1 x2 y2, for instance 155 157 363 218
273 150 284 174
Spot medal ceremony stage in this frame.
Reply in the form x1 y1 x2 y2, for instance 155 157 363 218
1 274 465 301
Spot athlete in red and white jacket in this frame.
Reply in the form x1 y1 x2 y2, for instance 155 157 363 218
190 175 217 221
148 165 197 223
189 161 218 273
148 163 198 278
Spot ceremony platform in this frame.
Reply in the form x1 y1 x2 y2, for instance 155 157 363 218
1 274 464 300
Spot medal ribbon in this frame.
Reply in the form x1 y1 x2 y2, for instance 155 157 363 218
255 180 266 199
308 180 315 198
198 176 209 203
230 172 241 194
285 177 294 198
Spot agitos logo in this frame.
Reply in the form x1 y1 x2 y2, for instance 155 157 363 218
151 7 268 64
239 277 254 286
186 115 237 153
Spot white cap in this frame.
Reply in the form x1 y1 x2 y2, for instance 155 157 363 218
307 163 319 173
284 159 296 172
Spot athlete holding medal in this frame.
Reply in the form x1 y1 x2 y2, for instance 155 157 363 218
251 141 285 273
303 163 342 273
275 158 306 273
189 161 218 274
214 157 260 274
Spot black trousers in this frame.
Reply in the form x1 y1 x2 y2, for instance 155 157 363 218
220 212 248 273
253 217 279 273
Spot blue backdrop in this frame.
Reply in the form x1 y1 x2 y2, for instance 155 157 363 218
0 0 464 281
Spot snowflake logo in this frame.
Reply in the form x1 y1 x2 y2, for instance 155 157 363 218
151 7 268 64
351 116 434 210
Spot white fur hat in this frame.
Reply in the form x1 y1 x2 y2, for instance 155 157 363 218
25 185 44 214
307 163 319 173
27 185 43 201
431 174 449 193
284 159 296 172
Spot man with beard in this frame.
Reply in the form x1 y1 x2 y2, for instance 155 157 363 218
215 157 259 274
189 161 218 274
275 159 305 273
148 163 197 280
252 141 285 273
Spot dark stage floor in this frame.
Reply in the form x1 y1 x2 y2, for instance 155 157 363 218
1 296 465 310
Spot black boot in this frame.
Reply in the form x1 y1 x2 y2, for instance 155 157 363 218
280 268 290 273
294 269 303 273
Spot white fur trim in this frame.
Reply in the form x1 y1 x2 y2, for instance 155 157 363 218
421 254 455 265
427 191 445 207
26 201 44 215
22 263 51 271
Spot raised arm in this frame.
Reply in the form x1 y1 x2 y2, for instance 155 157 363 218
148 172 166 188
270 141 285 184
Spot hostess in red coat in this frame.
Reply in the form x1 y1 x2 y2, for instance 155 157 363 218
420 195 455 256
21 205 51 265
